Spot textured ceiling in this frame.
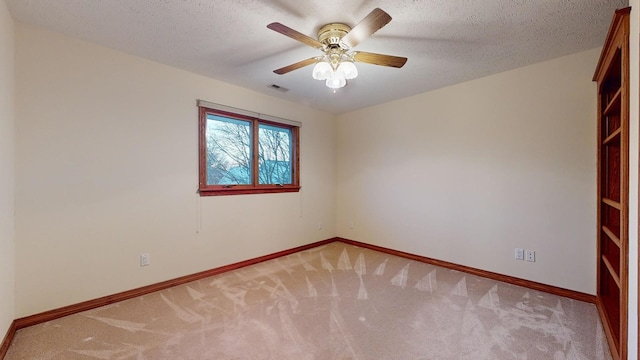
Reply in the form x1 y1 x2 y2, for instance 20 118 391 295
5 0 628 114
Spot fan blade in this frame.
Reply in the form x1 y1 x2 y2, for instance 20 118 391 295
267 22 324 50
339 8 392 49
353 52 407 68
274 57 318 75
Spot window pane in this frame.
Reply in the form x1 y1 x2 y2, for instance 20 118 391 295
206 115 252 185
258 124 292 185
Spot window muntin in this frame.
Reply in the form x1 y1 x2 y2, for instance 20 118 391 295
199 106 300 196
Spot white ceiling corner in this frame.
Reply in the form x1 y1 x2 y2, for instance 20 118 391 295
5 0 628 114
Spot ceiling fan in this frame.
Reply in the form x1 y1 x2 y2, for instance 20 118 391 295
267 8 408 89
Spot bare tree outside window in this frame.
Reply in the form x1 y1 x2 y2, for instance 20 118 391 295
206 115 252 185
199 105 300 196
258 124 292 185
205 115 292 186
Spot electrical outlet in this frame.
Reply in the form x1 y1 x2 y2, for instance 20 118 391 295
515 248 524 260
525 250 535 262
317 222 323 230
140 253 150 267
348 221 354 229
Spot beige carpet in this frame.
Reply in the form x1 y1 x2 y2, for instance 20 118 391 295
5 242 611 360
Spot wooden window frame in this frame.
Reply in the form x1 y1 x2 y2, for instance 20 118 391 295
198 106 300 196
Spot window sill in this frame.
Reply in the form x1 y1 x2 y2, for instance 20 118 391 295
198 186 301 196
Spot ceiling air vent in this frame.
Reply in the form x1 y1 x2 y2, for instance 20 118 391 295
268 84 289 92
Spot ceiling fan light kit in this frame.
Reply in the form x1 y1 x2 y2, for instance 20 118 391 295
313 60 346 88
268 8 407 90
312 57 358 89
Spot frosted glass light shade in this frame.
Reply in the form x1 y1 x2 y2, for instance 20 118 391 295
326 73 346 89
312 61 332 80
337 61 358 79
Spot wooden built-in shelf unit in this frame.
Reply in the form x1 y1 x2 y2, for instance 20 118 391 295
593 7 630 360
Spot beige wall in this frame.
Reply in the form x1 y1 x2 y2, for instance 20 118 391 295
0 0 15 338
10 11 635 347
627 0 638 356
336 48 599 294
14 23 336 317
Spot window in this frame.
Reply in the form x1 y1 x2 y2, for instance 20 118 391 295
198 102 300 196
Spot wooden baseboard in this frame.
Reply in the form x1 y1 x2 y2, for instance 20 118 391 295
13 238 338 331
0 321 16 360
4 235 596 358
336 237 596 304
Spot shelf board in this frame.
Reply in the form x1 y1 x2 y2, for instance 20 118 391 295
602 255 621 288
602 226 621 248
603 88 622 116
602 197 622 210
602 128 621 145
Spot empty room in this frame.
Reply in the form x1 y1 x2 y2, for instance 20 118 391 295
0 1 639 359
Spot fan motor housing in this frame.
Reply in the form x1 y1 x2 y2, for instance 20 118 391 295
317 23 351 46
